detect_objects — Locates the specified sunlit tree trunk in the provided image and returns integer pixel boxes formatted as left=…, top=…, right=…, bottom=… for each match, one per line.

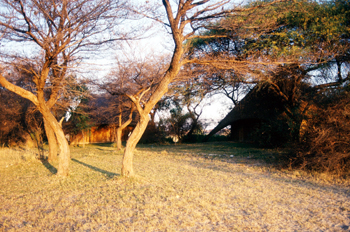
left=44, top=118, right=58, bottom=162
left=115, top=104, right=134, bottom=150
left=38, top=94, right=70, bottom=176
left=121, top=0, right=248, bottom=177
left=121, top=40, right=183, bottom=177
left=121, top=114, right=149, bottom=177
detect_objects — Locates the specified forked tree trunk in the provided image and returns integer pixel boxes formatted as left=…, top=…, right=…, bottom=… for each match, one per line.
left=121, top=115, right=150, bottom=177
left=121, top=0, right=185, bottom=177
left=39, top=101, right=70, bottom=177
left=116, top=105, right=134, bottom=151
left=44, top=118, right=58, bottom=162
left=0, top=66, right=70, bottom=177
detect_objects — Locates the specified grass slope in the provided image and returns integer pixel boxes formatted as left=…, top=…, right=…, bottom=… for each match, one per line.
left=0, top=142, right=349, bottom=231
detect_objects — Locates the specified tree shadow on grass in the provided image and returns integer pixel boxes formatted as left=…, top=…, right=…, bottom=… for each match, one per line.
left=71, top=158, right=119, bottom=179
left=183, top=157, right=350, bottom=197
left=41, top=161, right=57, bottom=174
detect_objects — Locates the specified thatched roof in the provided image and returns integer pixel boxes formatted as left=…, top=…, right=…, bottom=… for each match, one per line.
left=205, top=82, right=285, bottom=140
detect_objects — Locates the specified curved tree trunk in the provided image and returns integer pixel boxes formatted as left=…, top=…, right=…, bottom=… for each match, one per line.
left=0, top=72, right=70, bottom=177
left=116, top=104, right=135, bottom=151
left=186, top=114, right=198, bottom=141
left=44, top=118, right=58, bottom=162
left=39, top=100, right=70, bottom=177
left=121, top=115, right=149, bottom=177
left=120, top=0, right=188, bottom=177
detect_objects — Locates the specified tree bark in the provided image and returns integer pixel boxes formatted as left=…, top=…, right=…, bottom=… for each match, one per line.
left=186, top=117, right=198, bottom=140
left=38, top=94, right=70, bottom=177
left=1, top=70, right=70, bottom=177
left=116, top=104, right=135, bottom=150
left=120, top=45, right=182, bottom=177
left=121, top=115, right=150, bottom=177
left=44, top=118, right=58, bottom=162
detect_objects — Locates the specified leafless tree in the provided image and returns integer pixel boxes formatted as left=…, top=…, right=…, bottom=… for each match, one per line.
left=100, top=53, right=168, bottom=148
left=0, top=0, right=129, bottom=176
left=116, top=0, right=292, bottom=177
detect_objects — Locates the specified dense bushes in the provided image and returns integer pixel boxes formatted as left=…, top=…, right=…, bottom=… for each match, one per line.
left=289, top=91, right=350, bottom=176
left=251, top=118, right=291, bottom=148
left=0, top=89, right=33, bottom=146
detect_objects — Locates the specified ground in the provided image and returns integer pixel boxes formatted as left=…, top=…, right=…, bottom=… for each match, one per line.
left=0, top=142, right=349, bottom=231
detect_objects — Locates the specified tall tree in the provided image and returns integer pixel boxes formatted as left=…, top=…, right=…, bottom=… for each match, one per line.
left=118, top=0, right=291, bottom=177
left=0, top=0, right=128, bottom=176
left=190, top=0, right=349, bottom=144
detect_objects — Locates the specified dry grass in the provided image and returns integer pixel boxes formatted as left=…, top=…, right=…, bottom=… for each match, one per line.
left=0, top=142, right=349, bottom=231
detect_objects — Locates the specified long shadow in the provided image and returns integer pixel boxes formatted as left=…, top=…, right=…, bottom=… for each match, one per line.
left=183, top=158, right=350, bottom=197
left=41, top=161, right=57, bottom=174
left=71, top=158, right=119, bottom=178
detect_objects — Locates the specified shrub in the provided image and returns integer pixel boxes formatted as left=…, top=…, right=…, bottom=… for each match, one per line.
left=289, top=91, right=350, bottom=176
left=251, top=118, right=291, bottom=148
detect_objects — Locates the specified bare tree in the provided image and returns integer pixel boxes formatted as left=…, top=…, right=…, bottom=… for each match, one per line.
left=101, top=53, right=167, bottom=147
left=0, top=0, right=128, bottom=176
left=117, top=0, right=291, bottom=177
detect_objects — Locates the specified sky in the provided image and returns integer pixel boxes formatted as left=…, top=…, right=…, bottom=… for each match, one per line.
left=73, top=0, right=349, bottom=131
left=0, top=0, right=236, bottom=131
left=69, top=0, right=235, bottom=130
left=85, top=29, right=234, bottom=130
left=81, top=35, right=233, bottom=130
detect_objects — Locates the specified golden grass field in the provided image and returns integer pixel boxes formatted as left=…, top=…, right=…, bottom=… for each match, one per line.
left=0, top=142, right=349, bottom=231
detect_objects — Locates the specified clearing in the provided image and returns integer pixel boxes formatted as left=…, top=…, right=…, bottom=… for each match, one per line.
left=0, top=142, right=349, bottom=231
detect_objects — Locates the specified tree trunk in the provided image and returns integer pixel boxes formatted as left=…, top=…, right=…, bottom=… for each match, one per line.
left=39, top=101, right=70, bottom=177
left=121, top=115, right=149, bottom=177
left=0, top=69, right=70, bottom=176
left=82, top=130, right=86, bottom=148
left=116, top=127, right=123, bottom=150
left=44, top=118, right=58, bottom=162
left=186, top=115, right=198, bottom=141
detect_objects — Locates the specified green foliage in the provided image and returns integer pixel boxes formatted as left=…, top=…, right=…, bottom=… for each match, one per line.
left=250, top=0, right=350, bottom=60
left=167, top=106, right=192, bottom=139
left=64, top=77, right=93, bottom=136
left=188, top=0, right=349, bottom=62
left=69, top=110, right=91, bottom=135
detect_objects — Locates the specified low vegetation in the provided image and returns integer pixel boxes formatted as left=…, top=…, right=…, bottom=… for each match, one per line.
left=1, top=143, right=349, bottom=231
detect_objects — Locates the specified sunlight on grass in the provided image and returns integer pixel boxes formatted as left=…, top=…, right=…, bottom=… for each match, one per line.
left=0, top=143, right=349, bottom=231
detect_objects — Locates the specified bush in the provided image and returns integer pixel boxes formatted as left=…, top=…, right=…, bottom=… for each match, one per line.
left=182, top=134, right=206, bottom=143
left=251, top=118, right=291, bottom=148
left=289, top=92, right=350, bottom=176
left=139, top=123, right=168, bottom=144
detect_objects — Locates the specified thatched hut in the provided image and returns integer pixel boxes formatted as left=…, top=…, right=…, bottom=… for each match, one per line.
left=205, top=82, right=286, bottom=142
